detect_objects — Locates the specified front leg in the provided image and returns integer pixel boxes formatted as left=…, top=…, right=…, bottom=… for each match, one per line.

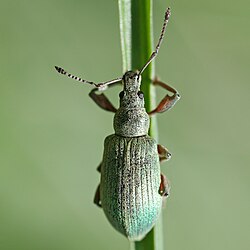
left=89, top=88, right=117, bottom=113
left=148, top=78, right=180, bottom=115
left=89, top=80, right=121, bottom=113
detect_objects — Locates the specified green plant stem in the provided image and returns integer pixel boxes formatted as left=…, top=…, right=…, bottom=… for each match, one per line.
left=118, top=0, right=163, bottom=249
left=131, top=0, right=158, bottom=140
left=118, top=0, right=131, bottom=72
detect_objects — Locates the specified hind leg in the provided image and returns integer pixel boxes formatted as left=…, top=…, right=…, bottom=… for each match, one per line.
left=93, top=184, right=102, bottom=207
left=93, top=162, right=102, bottom=208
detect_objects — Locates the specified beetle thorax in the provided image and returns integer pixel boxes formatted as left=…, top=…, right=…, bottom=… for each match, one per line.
left=113, top=71, right=150, bottom=137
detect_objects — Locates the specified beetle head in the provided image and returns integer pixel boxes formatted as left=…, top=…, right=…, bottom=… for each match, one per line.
left=114, top=71, right=149, bottom=137
left=119, top=71, right=144, bottom=109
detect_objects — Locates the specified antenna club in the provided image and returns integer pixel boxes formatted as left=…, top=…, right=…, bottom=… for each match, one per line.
left=166, top=8, right=171, bottom=19
left=55, top=66, right=65, bottom=74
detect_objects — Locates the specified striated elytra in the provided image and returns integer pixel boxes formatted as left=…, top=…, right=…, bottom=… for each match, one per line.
left=55, top=7, right=180, bottom=241
left=102, top=135, right=161, bottom=241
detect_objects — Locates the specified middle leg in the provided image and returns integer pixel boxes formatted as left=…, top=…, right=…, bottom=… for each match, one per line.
left=159, top=173, right=170, bottom=197
left=158, top=144, right=172, bottom=162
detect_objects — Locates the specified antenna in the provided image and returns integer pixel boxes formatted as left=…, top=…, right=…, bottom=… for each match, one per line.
left=138, top=7, right=171, bottom=75
left=55, top=66, right=122, bottom=89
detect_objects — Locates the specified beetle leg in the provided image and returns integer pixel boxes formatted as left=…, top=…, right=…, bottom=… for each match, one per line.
left=93, top=184, right=102, bottom=208
left=158, top=144, right=171, bottom=162
left=148, top=78, right=180, bottom=115
left=94, top=163, right=102, bottom=207
left=159, top=173, right=170, bottom=197
left=89, top=88, right=117, bottom=113
left=89, top=81, right=121, bottom=113
left=96, top=162, right=102, bottom=173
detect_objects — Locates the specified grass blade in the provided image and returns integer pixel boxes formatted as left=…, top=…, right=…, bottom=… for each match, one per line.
left=118, top=0, right=164, bottom=249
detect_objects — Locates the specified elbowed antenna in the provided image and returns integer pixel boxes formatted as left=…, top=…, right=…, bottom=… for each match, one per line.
left=138, top=7, right=171, bottom=76
left=55, top=66, right=122, bottom=89
left=55, top=66, right=98, bottom=86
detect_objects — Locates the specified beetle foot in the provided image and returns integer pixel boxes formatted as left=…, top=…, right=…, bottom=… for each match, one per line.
left=157, top=144, right=172, bottom=162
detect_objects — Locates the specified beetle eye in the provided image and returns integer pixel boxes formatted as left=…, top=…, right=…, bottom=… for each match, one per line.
left=137, top=91, right=144, bottom=99
left=119, top=91, right=124, bottom=99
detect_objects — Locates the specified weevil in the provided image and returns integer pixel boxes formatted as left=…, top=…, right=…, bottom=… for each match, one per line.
left=55, top=7, right=180, bottom=241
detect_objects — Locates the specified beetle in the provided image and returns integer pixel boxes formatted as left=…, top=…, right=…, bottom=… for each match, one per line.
left=55, top=7, right=180, bottom=241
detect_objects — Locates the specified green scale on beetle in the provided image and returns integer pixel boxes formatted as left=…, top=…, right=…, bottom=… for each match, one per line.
left=55, top=7, right=180, bottom=241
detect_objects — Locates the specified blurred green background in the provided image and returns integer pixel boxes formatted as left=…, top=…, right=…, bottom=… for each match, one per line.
left=0, top=0, right=249, bottom=249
